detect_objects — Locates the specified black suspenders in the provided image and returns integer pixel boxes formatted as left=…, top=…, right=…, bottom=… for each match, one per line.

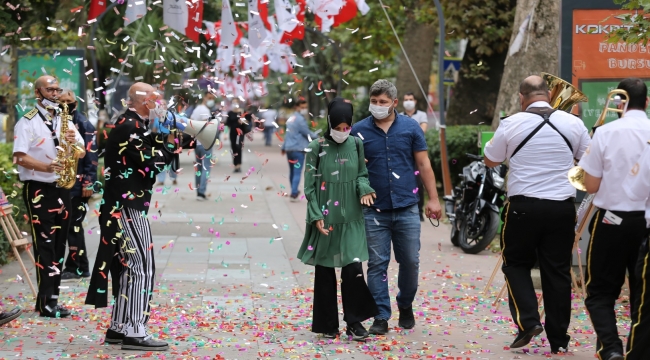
left=510, top=107, right=573, bottom=159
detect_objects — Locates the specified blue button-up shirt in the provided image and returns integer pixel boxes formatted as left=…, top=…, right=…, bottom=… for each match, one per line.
left=352, top=112, right=428, bottom=211
left=281, top=112, right=319, bottom=152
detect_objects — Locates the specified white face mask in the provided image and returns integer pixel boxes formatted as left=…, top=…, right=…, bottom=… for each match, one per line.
left=330, top=127, right=351, bottom=144
left=41, top=98, right=59, bottom=110
left=369, top=103, right=392, bottom=120
left=403, top=100, right=416, bottom=111
left=300, top=108, right=309, bottom=116
left=206, top=100, right=216, bottom=108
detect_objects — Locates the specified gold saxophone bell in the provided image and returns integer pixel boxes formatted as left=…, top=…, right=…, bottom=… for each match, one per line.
left=567, top=88, right=629, bottom=191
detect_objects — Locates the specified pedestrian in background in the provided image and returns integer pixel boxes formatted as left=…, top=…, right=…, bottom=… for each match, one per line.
left=262, top=107, right=278, bottom=146
left=226, top=99, right=251, bottom=173
left=190, top=91, right=218, bottom=200
left=155, top=99, right=178, bottom=186
left=401, top=91, right=428, bottom=221
left=297, top=97, right=378, bottom=340
left=58, top=90, right=97, bottom=281
left=281, top=98, right=318, bottom=202
left=352, top=79, right=442, bottom=335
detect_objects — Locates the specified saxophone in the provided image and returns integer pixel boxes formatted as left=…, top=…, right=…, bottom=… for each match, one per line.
left=54, top=102, right=83, bottom=189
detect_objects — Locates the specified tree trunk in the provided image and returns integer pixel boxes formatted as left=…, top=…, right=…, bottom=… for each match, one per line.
left=491, top=0, right=561, bottom=129
left=394, top=19, right=436, bottom=113
left=446, top=44, right=509, bottom=126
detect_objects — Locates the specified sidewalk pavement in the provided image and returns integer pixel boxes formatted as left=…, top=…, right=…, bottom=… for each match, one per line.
left=0, top=132, right=620, bottom=359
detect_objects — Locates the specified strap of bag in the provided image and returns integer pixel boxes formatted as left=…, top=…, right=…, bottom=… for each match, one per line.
left=36, top=110, right=60, bottom=147
left=510, top=108, right=573, bottom=158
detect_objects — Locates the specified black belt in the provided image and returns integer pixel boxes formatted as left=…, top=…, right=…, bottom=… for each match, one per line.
left=509, top=195, right=575, bottom=203
left=24, top=180, right=61, bottom=188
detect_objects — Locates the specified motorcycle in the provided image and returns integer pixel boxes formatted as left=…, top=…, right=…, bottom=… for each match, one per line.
left=443, top=153, right=508, bottom=254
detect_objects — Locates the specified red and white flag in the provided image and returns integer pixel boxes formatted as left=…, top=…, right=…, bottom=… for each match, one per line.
left=219, top=0, right=239, bottom=72
left=248, top=0, right=268, bottom=49
left=163, top=0, right=203, bottom=43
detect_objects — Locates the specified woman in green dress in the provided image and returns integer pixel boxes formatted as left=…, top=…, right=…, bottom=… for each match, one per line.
left=297, top=97, right=379, bottom=340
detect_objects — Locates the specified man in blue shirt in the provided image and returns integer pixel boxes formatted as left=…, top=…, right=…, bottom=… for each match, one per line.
left=352, top=79, right=442, bottom=334
left=281, top=98, right=318, bottom=201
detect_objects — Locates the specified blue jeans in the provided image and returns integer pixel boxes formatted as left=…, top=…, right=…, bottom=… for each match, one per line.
left=263, top=126, right=275, bottom=146
left=286, top=151, right=305, bottom=197
left=363, top=204, right=421, bottom=320
left=194, top=144, right=213, bottom=195
left=156, top=167, right=177, bottom=183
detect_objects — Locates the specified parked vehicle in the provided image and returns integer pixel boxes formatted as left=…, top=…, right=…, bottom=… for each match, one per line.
left=443, top=153, right=508, bottom=254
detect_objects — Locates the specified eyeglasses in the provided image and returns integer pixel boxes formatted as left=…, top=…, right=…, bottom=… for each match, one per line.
left=43, top=87, right=63, bottom=94
left=428, top=217, right=440, bottom=227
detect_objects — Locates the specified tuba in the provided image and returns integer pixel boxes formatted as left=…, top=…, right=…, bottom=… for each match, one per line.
left=542, top=72, right=588, bottom=112
left=567, top=89, right=629, bottom=191
left=54, top=102, right=83, bottom=189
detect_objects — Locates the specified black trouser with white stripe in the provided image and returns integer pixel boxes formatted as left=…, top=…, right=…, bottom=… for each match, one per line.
left=500, top=196, right=576, bottom=351
left=626, top=237, right=650, bottom=360
left=105, top=207, right=155, bottom=338
left=584, top=209, right=646, bottom=359
left=22, top=180, right=71, bottom=313
left=64, top=196, right=90, bottom=275
left=311, top=263, right=379, bottom=333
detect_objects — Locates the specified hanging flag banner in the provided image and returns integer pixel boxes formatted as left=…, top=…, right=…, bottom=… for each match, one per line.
left=163, top=0, right=189, bottom=35
left=88, top=0, right=107, bottom=20
left=125, top=0, right=147, bottom=26
left=219, top=0, right=238, bottom=72
left=185, top=0, right=204, bottom=43
left=248, top=0, right=268, bottom=48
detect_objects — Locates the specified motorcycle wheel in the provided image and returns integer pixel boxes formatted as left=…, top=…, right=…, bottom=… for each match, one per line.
left=450, top=218, right=460, bottom=246
left=458, top=210, right=500, bottom=255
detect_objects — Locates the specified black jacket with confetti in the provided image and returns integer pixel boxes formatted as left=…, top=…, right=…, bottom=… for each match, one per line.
left=85, top=109, right=174, bottom=308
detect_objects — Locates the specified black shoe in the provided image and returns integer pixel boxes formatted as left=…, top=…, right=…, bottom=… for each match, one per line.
left=368, top=319, right=389, bottom=335
left=606, top=353, right=625, bottom=360
left=81, top=271, right=91, bottom=278
left=321, top=331, right=338, bottom=339
left=105, top=329, right=125, bottom=344
left=346, top=322, right=369, bottom=341
left=40, top=305, right=71, bottom=318
left=121, top=336, right=169, bottom=351
left=0, top=307, right=22, bottom=326
left=233, top=167, right=242, bottom=173
left=510, top=324, right=543, bottom=348
left=398, top=305, right=415, bottom=329
left=61, top=271, right=81, bottom=282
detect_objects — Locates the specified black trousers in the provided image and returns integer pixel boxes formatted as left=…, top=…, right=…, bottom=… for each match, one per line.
left=627, top=237, right=650, bottom=360
left=22, top=180, right=71, bottom=312
left=584, top=209, right=646, bottom=359
left=312, top=263, right=379, bottom=333
left=64, top=196, right=90, bottom=274
left=229, top=128, right=243, bottom=166
left=500, top=197, right=576, bottom=350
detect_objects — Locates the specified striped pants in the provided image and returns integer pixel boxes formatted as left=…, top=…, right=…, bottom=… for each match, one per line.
left=108, top=207, right=155, bottom=338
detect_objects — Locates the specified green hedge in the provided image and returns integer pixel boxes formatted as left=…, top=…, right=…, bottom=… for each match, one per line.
left=426, top=125, right=491, bottom=190
left=0, top=143, right=29, bottom=265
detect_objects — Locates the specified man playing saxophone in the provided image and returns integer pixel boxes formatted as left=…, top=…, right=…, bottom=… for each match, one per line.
left=12, top=75, right=85, bottom=318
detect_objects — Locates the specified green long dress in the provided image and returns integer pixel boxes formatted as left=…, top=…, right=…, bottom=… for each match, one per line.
left=297, top=136, right=375, bottom=268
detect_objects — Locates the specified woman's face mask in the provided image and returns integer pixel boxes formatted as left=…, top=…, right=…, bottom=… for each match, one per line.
left=330, top=122, right=351, bottom=144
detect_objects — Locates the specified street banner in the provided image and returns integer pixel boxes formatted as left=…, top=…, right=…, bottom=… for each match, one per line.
left=15, top=49, right=86, bottom=118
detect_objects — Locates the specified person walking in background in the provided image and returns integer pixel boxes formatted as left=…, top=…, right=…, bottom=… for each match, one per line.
left=226, top=99, right=252, bottom=173
left=262, top=107, right=278, bottom=146
left=13, top=75, right=85, bottom=318
left=58, top=90, right=98, bottom=281
left=401, top=92, right=428, bottom=221
left=352, top=79, right=442, bottom=335
left=281, top=98, right=318, bottom=202
left=191, top=91, right=218, bottom=200
left=155, top=99, right=178, bottom=186
left=297, top=97, right=378, bottom=340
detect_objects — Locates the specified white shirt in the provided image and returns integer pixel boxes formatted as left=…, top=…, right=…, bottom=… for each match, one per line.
left=13, top=104, right=84, bottom=183
left=261, top=109, right=277, bottom=126
left=484, top=101, right=591, bottom=200
left=580, top=110, right=650, bottom=211
left=622, top=142, right=650, bottom=226
left=402, top=110, right=428, bottom=125
left=191, top=104, right=212, bottom=121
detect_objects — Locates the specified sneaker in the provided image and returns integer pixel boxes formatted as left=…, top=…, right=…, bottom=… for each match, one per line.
left=290, top=191, right=301, bottom=202
left=122, top=335, right=169, bottom=351
left=155, top=182, right=165, bottom=186
left=321, top=332, right=338, bottom=339
left=105, top=329, right=125, bottom=344
left=172, top=180, right=178, bottom=185
left=196, top=194, right=207, bottom=201
left=398, top=305, right=415, bottom=329
left=345, top=322, right=369, bottom=341
left=368, top=319, right=389, bottom=335
left=233, top=167, right=242, bottom=173
left=61, top=271, right=81, bottom=282
left=40, top=305, right=71, bottom=318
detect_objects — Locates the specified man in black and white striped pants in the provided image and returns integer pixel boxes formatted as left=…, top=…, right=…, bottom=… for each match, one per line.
left=86, top=82, right=176, bottom=351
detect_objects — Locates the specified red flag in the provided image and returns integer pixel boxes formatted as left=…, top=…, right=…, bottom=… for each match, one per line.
left=185, top=0, right=204, bottom=43
left=259, top=0, right=272, bottom=30
left=280, top=0, right=305, bottom=44
left=88, top=0, right=107, bottom=20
